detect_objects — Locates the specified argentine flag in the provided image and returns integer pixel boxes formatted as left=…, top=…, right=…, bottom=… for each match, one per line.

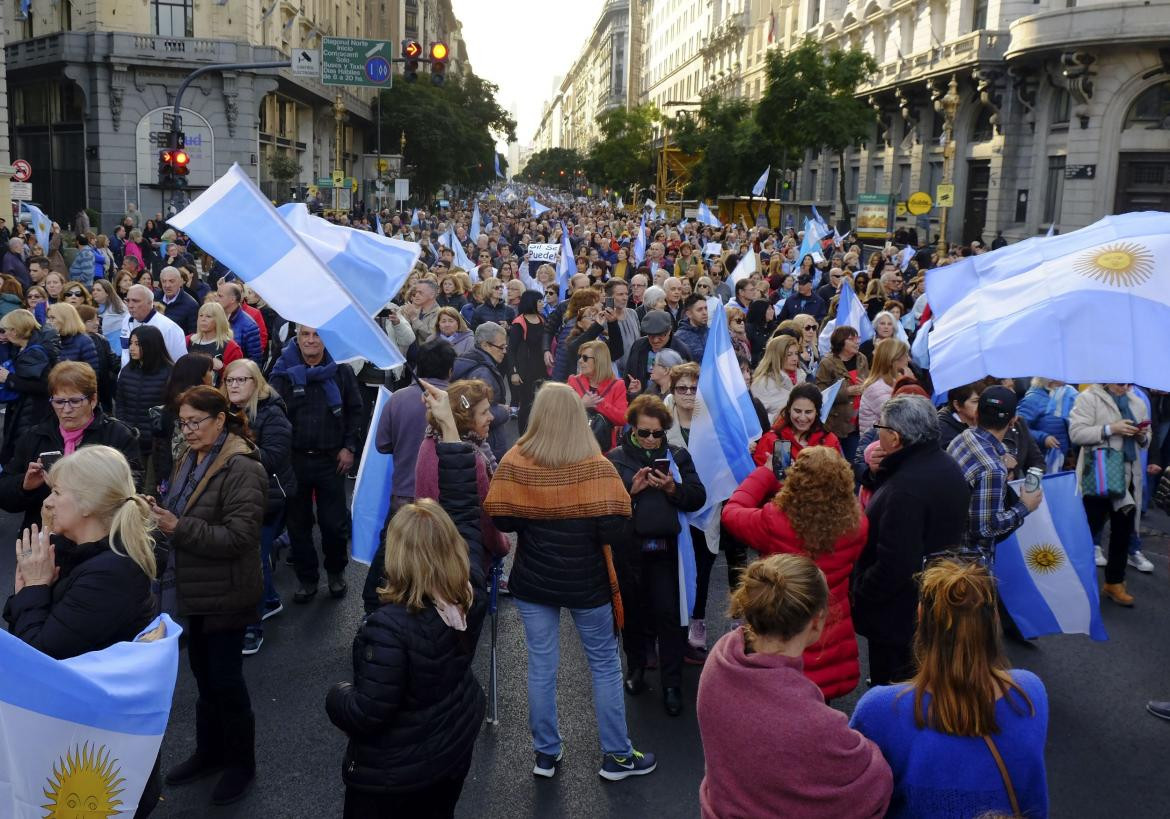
left=632, top=213, right=647, bottom=266
left=696, top=202, right=721, bottom=227
left=470, top=201, right=482, bottom=240
left=20, top=202, right=51, bottom=258
left=752, top=166, right=770, bottom=197
left=811, top=204, right=828, bottom=228
left=819, top=281, right=874, bottom=355
left=0, top=615, right=182, bottom=818
left=556, top=220, right=576, bottom=298
left=994, top=472, right=1107, bottom=640
left=728, top=247, right=757, bottom=286
left=277, top=203, right=419, bottom=316
left=169, top=164, right=404, bottom=367
left=437, top=224, right=474, bottom=274
left=797, top=218, right=828, bottom=284
left=927, top=211, right=1170, bottom=393
left=527, top=196, right=551, bottom=217
left=352, top=387, right=394, bottom=564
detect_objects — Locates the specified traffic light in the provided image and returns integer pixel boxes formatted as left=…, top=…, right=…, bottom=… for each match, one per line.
left=173, top=149, right=190, bottom=188
left=429, top=41, right=448, bottom=85
left=402, top=39, right=422, bottom=81
left=158, top=149, right=174, bottom=187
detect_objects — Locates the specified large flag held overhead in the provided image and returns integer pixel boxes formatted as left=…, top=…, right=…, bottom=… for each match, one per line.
left=170, top=164, right=404, bottom=367
left=556, top=220, right=577, bottom=298
left=470, top=201, right=482, bottom=240
left=810, top=204, right=828, bottom=228
left=728, top=246, right=757, bottom=285
left=752, top=166, right=771, bottom=197
left=696, top=202, right=722, bottom=227
left=351, top=386, right=394, bottom=564
left=632, top=213, right=648, bottom=266
left=494, top=153, right=505, bottom=179
left=994, top=472, right=1108, bottom=640
left=797, top=218, right=828, bottom=285
left=437, top=224, right=475, bottom=274
left=0, top=614, right=183, bottom=818
left=927, top=211, right=1170, bottom=393
left=277, top=203, right=419, bottom=316
left=20, top=202, right=51, bottom=257
left=527, top=196, right=551, bottom=217
left=819, top=280, right=874, bottom=355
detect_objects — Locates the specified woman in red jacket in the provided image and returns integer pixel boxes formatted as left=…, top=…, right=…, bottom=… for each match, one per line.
left=722, top=446, right=867, bottom=701
left=753, top=382, right=841, bottom=468
left=568, top=339, right=627, bottom=451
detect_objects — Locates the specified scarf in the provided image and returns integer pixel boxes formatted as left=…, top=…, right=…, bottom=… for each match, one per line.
left=60, top=415, right=95, bottom=455
left=165, top=430, right=228, bottom=517
left=1112, top=391, right=1138, bottom=463
left=270, top=342, right=341, bottom=411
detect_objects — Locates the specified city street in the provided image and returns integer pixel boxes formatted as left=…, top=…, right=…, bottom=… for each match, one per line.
left=2, top=505, right=1168, bottom=817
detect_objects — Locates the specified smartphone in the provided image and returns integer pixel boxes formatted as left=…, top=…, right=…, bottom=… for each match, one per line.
left=604, top=297, right=615, bottom=310
left=39, top=450, right=63, bottom=471
left=772, top=440, right=792, bottom=481
left=1138, top=419, right=1151, bottom=429
left=652, top=458, right=671, bottom=476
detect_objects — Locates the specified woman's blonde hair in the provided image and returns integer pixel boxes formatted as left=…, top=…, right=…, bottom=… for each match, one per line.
left=753, top=334, right=801, bottom=384
left=515, top=382, right=600, bottom=467
left=435, top=306, right=468, bottom=333
left=47, top=445, right=156, bottom=579
left=774, top=447, right=861, bottom=556
left=195, top=301, right=235, bottom=345
left=221, top=358, right=274, bottom=421
left=863, top=337, right=910, bottom=390
left=47, top=302, right=86, bottom=338
left=907, top=559, right=1034, bottom=736
left=1, top=308, right=40, bottom=342
left=730, top=553, right=829, bottom=642
left=377, top=498, right=472, bottom=613
left=579, top=339, right=614, bottom=385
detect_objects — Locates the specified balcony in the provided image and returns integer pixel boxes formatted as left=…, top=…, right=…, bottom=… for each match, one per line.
left=858, top=29, right=1008, bottom=93
left=1005, top=1, right=1170, bottom=61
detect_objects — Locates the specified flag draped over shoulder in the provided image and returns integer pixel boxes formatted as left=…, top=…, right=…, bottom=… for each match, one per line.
left=351, top=387, right=394, bottom=564
left=994, top=473, right=1107, bottom=640
left=0, top=614, right=183, bottom=818
left=169, top=164, right=404, bottom=367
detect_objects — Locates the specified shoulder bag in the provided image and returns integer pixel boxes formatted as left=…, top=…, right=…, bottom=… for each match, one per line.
left=1080, top=446, right=1125, bottom=500
left=982, top=735, right=1023, bottom=818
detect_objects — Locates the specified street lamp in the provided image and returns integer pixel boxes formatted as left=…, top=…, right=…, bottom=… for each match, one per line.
left=936, top=75, right=960, bottom=258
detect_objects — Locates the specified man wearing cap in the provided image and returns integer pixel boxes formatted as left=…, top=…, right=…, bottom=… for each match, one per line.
left=778, top=274, right=828, bottom=322
left=946, top=385, right=1043, bottom=554
left=622, top=310, right=692, bottom=396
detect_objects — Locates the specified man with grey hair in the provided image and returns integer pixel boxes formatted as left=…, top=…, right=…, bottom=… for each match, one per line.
left=121, top=283, right=187, bottom=366
left=852, top=395, right=971, bottom=685
left=1, top=237, right=29, bottom=290
left=451, top=320, right=510, bottom=460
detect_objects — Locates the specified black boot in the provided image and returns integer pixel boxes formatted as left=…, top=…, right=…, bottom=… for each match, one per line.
left=663, top=686, right=683, bottom=717
left=165, top=701, right=224, bottom=785
left=624, top=667, right=647, bottom=696
left=211, top=709, right=255, bottom=805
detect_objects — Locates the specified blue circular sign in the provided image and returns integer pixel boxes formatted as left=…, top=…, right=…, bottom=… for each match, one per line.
left=365, top=56, right=391, bottom=84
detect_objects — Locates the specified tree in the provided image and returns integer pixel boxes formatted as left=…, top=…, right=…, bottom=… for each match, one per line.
left=584, top=104, right=660, bottom=193
left=266, top=153, right=301, bottom=204
left=516, top=147, right=586, bottom=188
left=757, top=37, right=878, bottom=230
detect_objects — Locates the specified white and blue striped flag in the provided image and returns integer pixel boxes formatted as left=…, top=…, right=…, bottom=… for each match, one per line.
left=632, top=213, right=647, bottom=266
left=556, top=220, right=576, bottom=298
left=994, top=472, right=1107, bottom=640
left=437, top=223, right=474, bottom=274
left=0, top=614, right=182, bottom=818
left=170, top=164, right=404, bottom=367
left=798, top=219, right=829, bottom=285
left=897, top=245, right=915, bottom=272
left=470, top=201, right=482, bottom=240
left=728, top=246, right=757, bottom=286
left=696, top=202, right=722, bottom=227
left=752, top=165, right=770, bottom=197
left=818, top=280, right=874, bottom=355
left=690, top=297, right=763, bottom=542
left=352, top=386, right=394, bottom=564
left=811, top=204, right=828, bottom=228
left=20, top=202, right=51, bottom=257
left=373, top=211, right=385, bottom=236
left=494, top=153, right=504, bottom=179
left=410, top=209, right=420, bottom=229
left=527, top=196, right=551, bottom=217
left=276, top=203, right=419, bottom=316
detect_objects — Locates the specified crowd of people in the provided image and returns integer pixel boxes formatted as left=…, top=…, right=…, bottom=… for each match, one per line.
left=2, top=192, right=1168, bottom=818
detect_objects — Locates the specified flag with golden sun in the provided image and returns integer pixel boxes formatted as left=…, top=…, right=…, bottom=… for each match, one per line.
left=924, top=211, right=1170, bottom=394
left=0, top=615, right=181, bottom=818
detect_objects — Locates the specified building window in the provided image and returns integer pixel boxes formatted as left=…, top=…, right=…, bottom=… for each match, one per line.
left=808, top=0, right=820, bottom=28
left=972, top=0, right=988, bottom=31
left=1123, top=81, right=1170, bottom=129
left=807, top=168, right=818, bottom=201
left=152, top=0, right=193, bottom=37
left=971, top=108, right=994, bottom=142
left=405, top=9, right=418, bottom=35
left=1044, top=156, right=1066, bottom=224
left=868, top=164, right=884, bottom=194
left=848, top=165, right=860, bottom=199
left=1051, top=89, right=1071, bottom=127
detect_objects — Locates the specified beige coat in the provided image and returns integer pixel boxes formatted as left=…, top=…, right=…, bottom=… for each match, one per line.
left=1068, top=385, right=1149, bottom=518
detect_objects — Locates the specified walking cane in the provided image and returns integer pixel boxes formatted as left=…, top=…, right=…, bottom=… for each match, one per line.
left=487, top=557, right=503, bottom=726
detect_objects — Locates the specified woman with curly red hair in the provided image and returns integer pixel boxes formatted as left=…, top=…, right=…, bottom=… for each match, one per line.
left=722, top=446, right=868, bottom=700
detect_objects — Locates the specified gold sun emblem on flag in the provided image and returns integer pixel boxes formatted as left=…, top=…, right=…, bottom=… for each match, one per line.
left=1025, top=543, right=1066, bottom=575
left=41, top=742, right=125, bottom=818
left=1073, top=242, right=1156, bottom=288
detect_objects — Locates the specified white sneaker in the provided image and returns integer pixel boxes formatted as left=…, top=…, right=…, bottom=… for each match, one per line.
left=687, top=619, right=707, bottom=650
left=1128, top=550, right=1154, bottom=573
left=1094, top=545, right=1107, bottom=567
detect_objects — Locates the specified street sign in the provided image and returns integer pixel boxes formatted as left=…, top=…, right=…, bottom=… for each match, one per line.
left=936, top=184, right=955, bottom=208
left=349, top=178, right=358, bottom=193
left=907, top=191, right=933, bottom=215
left=292, top=49, right=320, bottom=77
left=316, top=178, right=333, bottom=189
left=11, top=182, right=32, bottom=199
left=321, top=37, right=394, bottom=88
left=895, top=201, right=908, bottom=217
left=12, top=159, right=31, bottom=182
left=331, top=169, right=344, bottom=187
left=394, top=178, right=410, bottom=201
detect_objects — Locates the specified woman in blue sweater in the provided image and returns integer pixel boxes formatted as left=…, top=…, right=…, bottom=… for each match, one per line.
left=1017, top=378, right=1078, bottom=471
left=851, top=558, right=1048, bottom=818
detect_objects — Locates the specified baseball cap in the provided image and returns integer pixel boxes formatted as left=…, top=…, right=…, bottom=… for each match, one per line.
left=979, top=385, right=1018, bottom=422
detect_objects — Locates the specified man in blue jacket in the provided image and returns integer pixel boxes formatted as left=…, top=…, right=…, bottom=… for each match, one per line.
left=673, top=294, right=709, bottom=362
left=217, top=280, right=262, bottom=362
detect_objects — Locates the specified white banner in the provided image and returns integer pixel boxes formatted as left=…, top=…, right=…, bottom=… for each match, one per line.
left=527, top=243, right=560, bottom=263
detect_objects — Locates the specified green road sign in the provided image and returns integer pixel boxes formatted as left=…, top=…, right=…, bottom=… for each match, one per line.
left=321, top=37, right=394, bottom=88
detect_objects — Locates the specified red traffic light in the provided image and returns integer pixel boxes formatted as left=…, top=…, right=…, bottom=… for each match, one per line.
left=403, top=40, right=422, bottom=59
left=429, top=42, right=448, bottom=61
left=173, top=151, right=190, bottom=166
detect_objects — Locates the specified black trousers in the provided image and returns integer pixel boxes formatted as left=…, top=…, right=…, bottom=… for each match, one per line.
left=187, top=616, right=251, bottom=714
left=620, top=547, right=686, bottom=688
left=1084, top=496, right=1136, bottom=585
left=287, top=451, right=350, bottom=584
left=342, top=756, right=471, bottom=819
left=691, top=526, right=750, bottom=621
left=867, top=639, right=915, bottom=686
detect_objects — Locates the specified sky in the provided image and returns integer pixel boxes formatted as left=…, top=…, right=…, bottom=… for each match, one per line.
left=453, top=0, right=604, bottom=151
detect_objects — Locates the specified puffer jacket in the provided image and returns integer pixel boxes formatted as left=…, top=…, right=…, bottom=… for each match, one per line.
left=607, top=434, right=706, bottom=552
left=115, top=364, right=172, bottom=442
left=722, top=466, right=868, bottom=700
left=673, top=317, right=709, bottom=362
left=1017, top=386, right=1074, bottom=455
left=166, top=433, right=267, bottom=631
left=250, top=393, right=297, bottom=512
left=57, top=331, right=101, bottom=373
left=0, top=327, right=61, bottom=463
left=326, top=441, right=487, bottom=792
left=0, top=408, right=142, bottom=532
left=469, top=299, right=515, bottom=330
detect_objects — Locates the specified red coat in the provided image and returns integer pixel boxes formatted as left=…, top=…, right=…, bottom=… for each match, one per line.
left=752, top=422, right=841, bottom=468
left=568, top=374, right=627, bottom=449
left=721, top=466, right=867, bottom=700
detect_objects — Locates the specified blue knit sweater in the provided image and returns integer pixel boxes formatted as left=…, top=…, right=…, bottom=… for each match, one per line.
left=850, top=669, right=1048, bottom=818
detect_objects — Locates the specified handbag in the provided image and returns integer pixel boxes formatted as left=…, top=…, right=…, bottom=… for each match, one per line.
left=982, top=735, right=1023, bottom=818
left=1154, top=471, right=1170, bottom=514
left=585, top=380, right=618, bottom=450
left=1080, top=446, right=1125, bottom=499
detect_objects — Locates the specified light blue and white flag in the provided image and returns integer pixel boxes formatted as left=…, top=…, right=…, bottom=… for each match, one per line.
left=410, top=209, right=420, bottom=229
left=752, top=165, right=770, bottom=197
left=556, top=220, right=576, bottom=298
left=437, top=223, right=474, bottom=274
left=910, top=316, right=933, bottom=369
left=811, top=204, right=828, bottom=228
left=696, top=202, right=722, bottom=228
left=669, top=452, right=698, bottom=626
left=527, top=196, right=551, bottom=217
left=927, top=211, right=1170, bottom=393
left=818, top=281, right=874, bottom=355
left=615, top=196, right=624, bottom=211
left=352, top=386, right=394, bottom=565
left=1046, top=223, right=1056, bottom=238
left=0, top=614, right=183, bottom=818
left=276, top=203, right=419, bottom=316
left=690, top=297, right=763, bottom=544
left=20, top=202, right=51, bottom=257
left=820, top=379, right=843, bottom=423
left=170, top=164, right=404, bottom=367
left=632, top=213, right=648, bottom=266
left=373, top=211, right=385, bottom=236
left=494, top=153, right=504, bottom=179
left=470, top=201, right=482, bottom=240
left=994, top=472, right=1107, bottom=640
left=728, top=246, right=757, bottom=286
left=897, top=244, right=915, bottom=272
left=797, top=218, right=828, bottom=285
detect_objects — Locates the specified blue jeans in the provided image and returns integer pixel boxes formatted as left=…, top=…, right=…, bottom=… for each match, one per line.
left=514, top=598, right=633, bottom=757
left=249, top=506, right=286, bottom=634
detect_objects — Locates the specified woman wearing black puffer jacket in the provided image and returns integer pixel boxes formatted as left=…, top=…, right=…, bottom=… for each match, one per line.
left=114, top=325, right=172, bottom=485
left=327, top=381, right=487, bottom=819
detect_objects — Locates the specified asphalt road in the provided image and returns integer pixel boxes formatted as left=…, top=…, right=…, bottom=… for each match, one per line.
left=2, top=504, right=1169, bottom=818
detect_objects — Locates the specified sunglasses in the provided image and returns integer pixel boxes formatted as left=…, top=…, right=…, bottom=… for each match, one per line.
left=577, top=355, right=594, bottom=362
left=804, top=325, right=817, bottom=331
left=673, top=385, right=697, bottom=395
left=635, top=428, right=665, bottom=439
left=65, top=290, right=83, bottom=297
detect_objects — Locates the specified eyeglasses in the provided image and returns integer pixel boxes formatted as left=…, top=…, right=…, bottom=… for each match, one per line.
left=731, top=318, right=745, bottom=325
left=484, top=342, right=506, bottom=352
left=224, top=376, right=254, bottom=386
left=65, top=290, right=84, bottom=297
left=673, top=385, right=697, bottom=395
left=872, top=423, right=896, bottom=433
left=178, top=415, right=214, bottom=432
left=50, top=396, right=90, bottom=409
left=635, top=428, right=665, bottom=439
